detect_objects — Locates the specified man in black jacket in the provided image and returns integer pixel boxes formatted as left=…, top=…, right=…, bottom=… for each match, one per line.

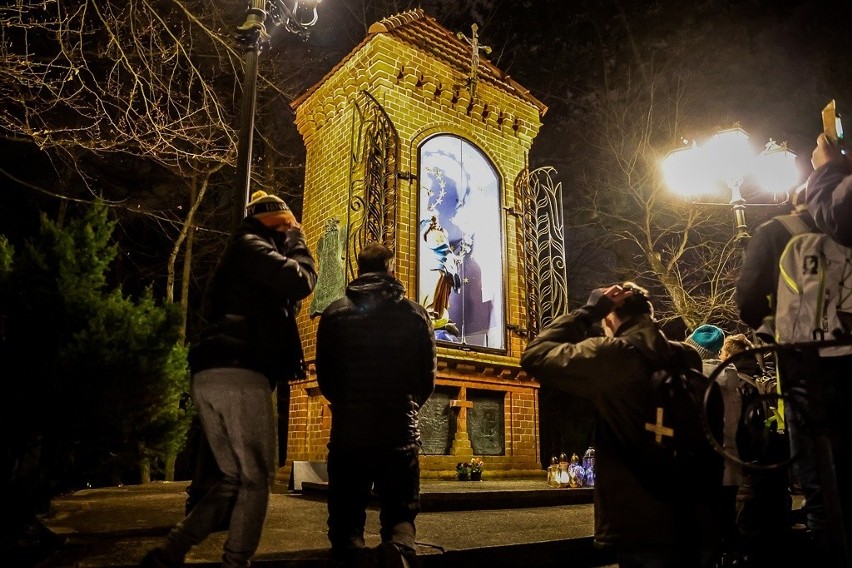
left=735, top=185, right=817, bottom=335
left=521, top=283, right=723, bottom=568
left=734, top=185, right=817, bottom=564
left=798, top=132, right=852, bottom=566
left=317, top=242, right=436, bottom=568
left=142, top=191, right=317, bottom=568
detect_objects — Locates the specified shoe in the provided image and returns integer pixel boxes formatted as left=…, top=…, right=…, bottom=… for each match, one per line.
left=140, top=547, right=182, bottom=568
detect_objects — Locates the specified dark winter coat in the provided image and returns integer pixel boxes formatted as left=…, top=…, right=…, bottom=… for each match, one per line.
left=521, top=308, right=723, bottom=556
left=188, top=217, right=317, bottom=387
left=807, top=159, right=852, bottom=246
left=735, top=210, right=817, bottom=330
left=316, top=271, right=436, bottom=450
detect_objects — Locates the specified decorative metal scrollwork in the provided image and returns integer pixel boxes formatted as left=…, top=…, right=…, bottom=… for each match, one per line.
left=346, top=91, right=399, bottom=280
left=517, top=165, right=568, bottom=337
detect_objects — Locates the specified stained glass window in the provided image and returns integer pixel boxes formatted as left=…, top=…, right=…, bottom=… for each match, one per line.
left=417, top=135, right=505, bottom=350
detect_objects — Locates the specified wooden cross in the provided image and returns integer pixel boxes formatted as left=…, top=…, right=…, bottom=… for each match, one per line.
left=449, top=387, right=475, bottom=455
left=450, top=395, right=474, bottom=435
left=645, top=407, right=675, bottom=444
left=456, top=23, right=491, bottom=98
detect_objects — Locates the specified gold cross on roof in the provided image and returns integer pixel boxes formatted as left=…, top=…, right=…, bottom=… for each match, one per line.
left=457, top=23, right=492, bottom=99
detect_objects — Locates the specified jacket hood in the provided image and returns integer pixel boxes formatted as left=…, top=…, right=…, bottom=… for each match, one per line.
left=346, top=272, right=406, bottom=307
left=615, top=314, right=674, bottom=363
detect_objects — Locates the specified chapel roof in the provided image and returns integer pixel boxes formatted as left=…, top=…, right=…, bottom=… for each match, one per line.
left=291, top=9, right=547, bottom=116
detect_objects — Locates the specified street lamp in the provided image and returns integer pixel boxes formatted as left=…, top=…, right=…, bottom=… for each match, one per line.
left=233, top=0, right=322, bottom=229
left=661, top=124, right=801, bottom=240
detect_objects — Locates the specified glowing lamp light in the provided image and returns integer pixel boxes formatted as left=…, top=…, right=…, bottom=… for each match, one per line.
left=661, top=124, right=802, bottom=241
left=702, top=126, right=756, bottom=184
left=753, top=140, right=800, bottom=195
left=661, top=142, right=715, bottom=198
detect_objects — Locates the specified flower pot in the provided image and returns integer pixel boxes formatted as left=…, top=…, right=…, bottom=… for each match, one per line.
left=457, top=472, right=470, bottom=481
left=470, top=471, right=482, bottom=481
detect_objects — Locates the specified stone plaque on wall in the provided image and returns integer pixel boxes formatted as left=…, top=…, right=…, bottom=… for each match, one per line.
left=468, top=390, right=505, bottom=455
left=418, top=386, right=456, bottom=455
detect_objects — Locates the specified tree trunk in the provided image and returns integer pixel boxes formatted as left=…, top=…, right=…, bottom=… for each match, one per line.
left=164, top=453, right=176, bottom=482
left=140, top=459, right=151, bottom=484
left=166, top=168, right=218, bottom=336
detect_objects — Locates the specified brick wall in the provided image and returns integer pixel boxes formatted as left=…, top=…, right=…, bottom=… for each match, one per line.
left=285, top=369, right=542, bottom=480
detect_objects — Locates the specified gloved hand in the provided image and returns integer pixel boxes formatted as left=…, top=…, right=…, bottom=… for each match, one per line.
left=583, top=285, right=635, bottom=322
left=583, top=287, right=615, bottom=321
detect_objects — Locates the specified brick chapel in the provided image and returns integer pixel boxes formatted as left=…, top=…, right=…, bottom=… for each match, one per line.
left=284, top=9, right=555, bottom=480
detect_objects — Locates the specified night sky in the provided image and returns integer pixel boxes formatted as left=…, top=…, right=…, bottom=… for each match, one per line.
left=1, top=0, right=850, bottom=302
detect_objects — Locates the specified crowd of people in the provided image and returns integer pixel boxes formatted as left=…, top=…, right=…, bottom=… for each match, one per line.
left=523, top=131, right=852, bottom=567
left=137, top=128, right=850, bottom=568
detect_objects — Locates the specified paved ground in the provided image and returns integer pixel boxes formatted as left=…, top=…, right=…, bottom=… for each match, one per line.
left=34, top=479, right=613, bottom=568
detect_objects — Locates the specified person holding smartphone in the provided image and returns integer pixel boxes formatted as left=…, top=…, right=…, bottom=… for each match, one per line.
left=797, top=110, right=852, bottom=566
left=807, top=123, right=852, bottom=246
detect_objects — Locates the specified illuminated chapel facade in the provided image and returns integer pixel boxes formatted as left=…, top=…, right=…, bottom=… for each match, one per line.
left=285, top=9, right=561, bottom=479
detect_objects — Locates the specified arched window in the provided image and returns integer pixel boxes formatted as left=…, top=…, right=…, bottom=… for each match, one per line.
left=417, top=135, right=505, bottom=350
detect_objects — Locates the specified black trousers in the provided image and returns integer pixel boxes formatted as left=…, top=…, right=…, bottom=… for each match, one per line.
left=326, top=445, right=420, bottom=553
left=783, top=350, right=852, bottom=567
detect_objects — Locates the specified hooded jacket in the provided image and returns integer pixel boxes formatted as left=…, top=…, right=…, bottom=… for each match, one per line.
left=188, top=217, right=317, bottom=387
left=806, top=158, right=852, bottom=246
left=316, top=271, right=436, bottom=450
left=521, top=305, right=723, bottom=556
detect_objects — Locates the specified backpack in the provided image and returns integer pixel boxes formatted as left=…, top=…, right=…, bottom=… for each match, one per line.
left=624, top=336, right=724, bottom=501
left=776, top=232, right=852, bottom=356
left=753, top=213, right=816, bottom=340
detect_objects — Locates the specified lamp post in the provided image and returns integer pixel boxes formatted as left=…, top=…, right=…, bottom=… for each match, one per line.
left=233, top=0, right=321, bottom=229
left=661, top=125, right=801, bottom=241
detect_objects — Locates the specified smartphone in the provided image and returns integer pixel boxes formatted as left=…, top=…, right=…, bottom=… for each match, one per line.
left=822, top=99, right=846, bottom=154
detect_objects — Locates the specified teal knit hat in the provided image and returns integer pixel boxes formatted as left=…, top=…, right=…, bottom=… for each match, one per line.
left=685, top=324, right=725, bottom=359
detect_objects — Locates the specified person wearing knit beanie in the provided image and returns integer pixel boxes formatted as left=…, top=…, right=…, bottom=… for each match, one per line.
left=143, top=187, right=316, bottom=568
left=685, top=324, right=725, bottom=360
left=246, top=190, right=300, bottom=231
left=687, top=323, right=746, bottom=550
left=247, top=190, right=289, bottom=216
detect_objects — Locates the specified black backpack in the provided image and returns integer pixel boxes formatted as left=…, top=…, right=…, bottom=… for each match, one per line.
left=624, top=336, right=725, bottom=501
